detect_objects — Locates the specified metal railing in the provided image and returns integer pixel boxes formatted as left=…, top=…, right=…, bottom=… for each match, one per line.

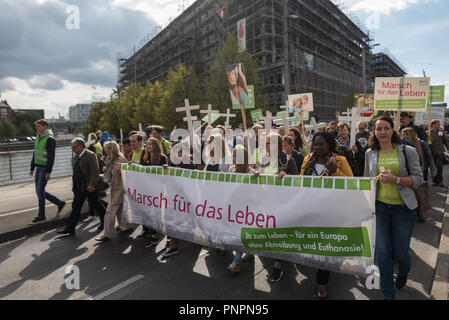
left=0, top=147, right=73, bottom=187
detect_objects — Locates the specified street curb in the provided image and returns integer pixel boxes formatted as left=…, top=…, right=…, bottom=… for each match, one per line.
left=430, top=188, right=449, bottom=300
left=0, top=211, right=89, bottom=244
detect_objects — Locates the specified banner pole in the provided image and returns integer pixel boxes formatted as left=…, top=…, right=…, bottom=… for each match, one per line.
left=240, top=104, right=248, bottom=148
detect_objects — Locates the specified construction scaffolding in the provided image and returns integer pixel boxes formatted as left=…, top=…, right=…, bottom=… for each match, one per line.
left=119, top=0, right=390, bottom=121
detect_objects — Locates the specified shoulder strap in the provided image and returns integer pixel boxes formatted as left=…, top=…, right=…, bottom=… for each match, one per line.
left=402, top=145, right=410, bottom=176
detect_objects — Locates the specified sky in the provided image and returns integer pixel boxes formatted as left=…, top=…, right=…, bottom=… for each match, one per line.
left=0, top=0, right=447, bottom=119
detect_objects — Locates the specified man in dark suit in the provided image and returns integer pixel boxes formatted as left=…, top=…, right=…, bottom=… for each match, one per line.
left=57, top=138, right=106, bottom=236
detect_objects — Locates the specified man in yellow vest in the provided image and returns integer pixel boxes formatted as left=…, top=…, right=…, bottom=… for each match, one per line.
left=151, top=126, right=172, bottom=160
left=29, top=119, right=66, bottom=223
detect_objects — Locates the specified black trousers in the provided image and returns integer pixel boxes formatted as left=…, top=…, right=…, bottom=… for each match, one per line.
left=66, top=189, right=105, bottom=232
left=433, top=154, right=444, bottom=184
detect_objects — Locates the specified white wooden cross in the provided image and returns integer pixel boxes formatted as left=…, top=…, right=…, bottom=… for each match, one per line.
left=176, top=99, right=200, bottom=144
left=138, top=123, right=146, bottom=148
left=273, top=111, right=296, bottom=131
left=304, top=117, right=327, bottom=132
left=280, top=100, right=289, bottom=115
left=259, top=111, right=277, bottom=134
left=221, top=108, right=236, bottom=129
left=338, top=107, right=371, bottom=147
left=200, top=104, right=220, bottom=126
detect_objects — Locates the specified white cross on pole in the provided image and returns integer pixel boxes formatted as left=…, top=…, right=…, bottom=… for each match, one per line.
left=280, top=101, right=289, bottom=115
left=304, top=117, right=327, bottom=132
left=138, top=123, right=146, bottom=148
left=200, top=104, right=219, bottom=126
left=338, top=107, right=371, bottom=147
left=259, top=111, right=276, bottom=134
left=176, top=99, right=200, bottom=145
left=273, top=111, right=296, bottom=131
left=221, top=108, right=236, bottom=129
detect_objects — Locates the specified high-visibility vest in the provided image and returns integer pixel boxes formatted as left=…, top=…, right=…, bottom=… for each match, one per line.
left=34, top=134, right=53, bottom=166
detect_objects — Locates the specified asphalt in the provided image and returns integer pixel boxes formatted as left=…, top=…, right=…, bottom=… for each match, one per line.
left=0, top=169, right=448, bottom=300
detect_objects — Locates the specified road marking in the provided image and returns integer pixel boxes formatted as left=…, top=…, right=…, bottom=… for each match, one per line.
left=0, top=189, right=71, bottom=202
left=90, top=275, right=145, bottom=300
left=0, top=200, right=73, bottom=217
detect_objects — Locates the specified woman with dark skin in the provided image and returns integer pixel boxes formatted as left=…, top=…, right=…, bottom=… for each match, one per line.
left=301, top=132, right=353, bottom=299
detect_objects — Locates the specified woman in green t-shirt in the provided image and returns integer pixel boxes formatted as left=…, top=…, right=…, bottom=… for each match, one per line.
left=364, top=116, right=423, bottom=300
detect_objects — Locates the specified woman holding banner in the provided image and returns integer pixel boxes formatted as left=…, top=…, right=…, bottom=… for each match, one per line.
left=287, top=128, right=308, bottom=157
left=227, top=145, right=254, bottom=272
left=139, top=137, right=169, bottom=249
left=254, top=133, right=298, bottom=282
left=300, top=131, right=353, bottom=299
left=364, top=116, right=423, bottom=300
left=95, top=141, right=132, bottom=242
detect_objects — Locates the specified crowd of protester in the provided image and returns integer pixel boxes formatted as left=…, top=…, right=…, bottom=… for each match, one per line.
left=29, top=111, right=449, bottom=300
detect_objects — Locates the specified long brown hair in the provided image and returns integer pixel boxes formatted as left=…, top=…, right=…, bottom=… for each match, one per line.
left=368, top=116, right=402, bottom=150
left=143, top=137, right=163, bottom=165
left=232, top=145, right=249, bottom=174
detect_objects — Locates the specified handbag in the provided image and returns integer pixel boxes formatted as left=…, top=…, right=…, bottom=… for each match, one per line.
left=95, top=176, right=110, bottom=193
left=402, top=145, right=431, bottom=212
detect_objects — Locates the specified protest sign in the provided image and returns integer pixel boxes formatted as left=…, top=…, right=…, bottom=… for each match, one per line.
left=122, top=165, right=376, bottom=276
left=288, top=93, right=314, bottom=114
left=414, top=105, right=446, bottom=125
left=250, top=109, right=263, bottom=123
left=374, top=77, right=430, bottom=112
left=355, top=94, right=375, bottom=117
left=429, top=85, right=445, bottom=103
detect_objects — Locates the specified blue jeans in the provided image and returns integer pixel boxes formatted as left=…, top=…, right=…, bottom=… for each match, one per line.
left=35, top=167, right=62, bottom=219
left=375, top=200, right=416, bottom=300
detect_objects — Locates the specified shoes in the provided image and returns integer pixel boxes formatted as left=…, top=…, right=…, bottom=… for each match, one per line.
left=32, top=217, right=46, bottom=223
left=95, top=235, right=110, bottom=242
left=227, top=261, right=240, bottom=273
left=117, top=227, right=133, bottom=234
left=116, top=226, right=121, bottom=232
left=416, top=212, right=426, bottom=223
left=57, top=201, right=66, bottom=214
left=269, top=266, right=283, bottom=282
left=57, top=229, right=75, bottom=236
left=85, top=215, right=96, bottom=222
left=97, top=225, right=104, bottom=231
left=144, top=237, right=162, bottom=248
left=316, top=284, right=328, bottom=299
left=136, top=230, right=151, bottom=239
left=162, top=247, right=179, bottom=257
left=396, top=275, right=407, bottom=289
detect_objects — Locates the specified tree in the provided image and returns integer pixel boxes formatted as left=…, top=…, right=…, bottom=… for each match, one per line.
left=115, top=82, right=144, bottom=134
left=154, top=65, right=201, bottom=130
left=0, top=119, right=15, bottom=138
left=12, top=111, right=41, bottom=129
left=341, top=83, right=358, bottom=113
left=205, top=33, right=266, bottom=128
left=84, top=102, right=107, bottom=136
left=16, top=121, right=34, bottom=137
left=133, top=81, right=164, bottom=128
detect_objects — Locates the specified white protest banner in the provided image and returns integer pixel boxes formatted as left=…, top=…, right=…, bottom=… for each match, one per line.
left=414, top=105, right=446, bottom=125
left=374, top=77, right=430, bottom=112
left=121, top=165, right=376, bottom=276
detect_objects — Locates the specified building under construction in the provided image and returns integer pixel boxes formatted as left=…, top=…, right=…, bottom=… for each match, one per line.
left=119, top=0, right=401, bottom=121
left=369, top=49, right=407, bottom=79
